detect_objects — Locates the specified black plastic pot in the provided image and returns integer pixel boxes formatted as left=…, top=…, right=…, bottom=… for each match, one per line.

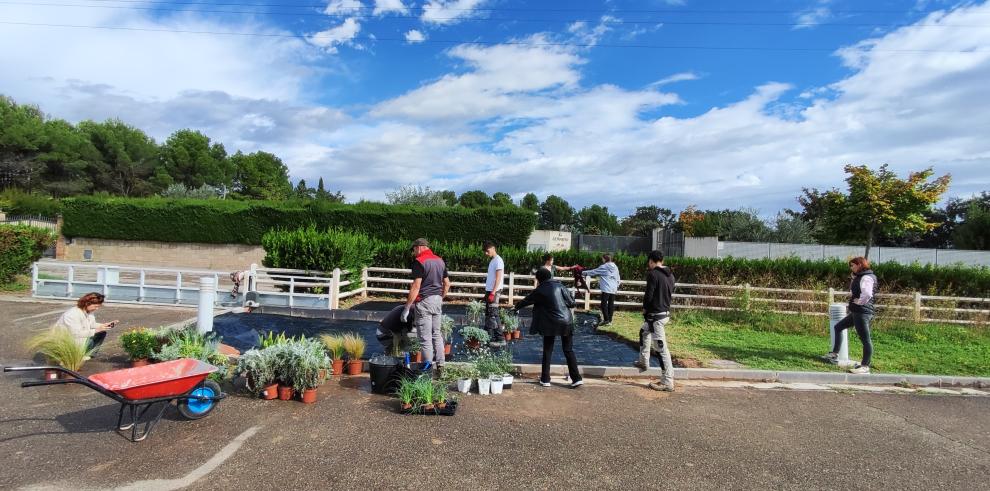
left=369, top=356, right=403, bottom=394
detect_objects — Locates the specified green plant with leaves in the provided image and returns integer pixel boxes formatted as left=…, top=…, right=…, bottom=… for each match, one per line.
left=395, top=377, right=416, bottom=407
left=342, top=333, right=366, bottom=360
left=290, top=344, right=324, bottom=392
left=459, top=326, right=490, bottom=345
left=499, top=309, right=520, bottom=332
left=413, top=375, right=435, bottom=407
left=491, top=350, right=515, bottom=375
left=28, top=327, right=93, bottom=371
left=466, top=300, right=485, bottom=326
left=0, top=224, right=56, bottom=284
left=471, top=350, right=501, bottom=378
left=320, top=334, right=346, bottom=361
left=440, top=315, right=455, bottom=339
left=260, top=331, right=289, bottom=349
left=154, top=328, right=230, bottom=381
left=119, top=327, right=157, bottom=361
left=438, top=362, right=478, bottom=385
left=234, top=348, right=276, bottom=396
left=406, top=337, right=422, bottom=355
left=434, top=380, right=449, bottom=406
left=262, top=226, right=377, bottom=291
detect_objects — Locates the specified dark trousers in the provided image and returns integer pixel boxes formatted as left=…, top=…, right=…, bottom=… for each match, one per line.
left=87, top=331, right=107, bottom=354
left=832, top=312, right=874, bottom=366
left=541, top=335, right=582, bottom=384
left=484, top=291, right=503, bottom=338
left=600, top=293, right=616, bottom=323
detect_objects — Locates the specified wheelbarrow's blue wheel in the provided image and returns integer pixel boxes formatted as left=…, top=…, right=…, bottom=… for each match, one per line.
left=178, top=380, right=221, bottom=420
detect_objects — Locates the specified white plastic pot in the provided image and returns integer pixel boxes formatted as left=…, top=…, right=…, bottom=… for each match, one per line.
left=490, top=375, right=504, bottom=395
left=502, top=374, right=514, bottom=389
left=477, top=377, right=491, bottom=395
left=456, top=378, right=473, bottom=394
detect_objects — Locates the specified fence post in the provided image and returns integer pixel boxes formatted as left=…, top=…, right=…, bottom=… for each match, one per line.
left=139, top=269, right=146, bottom=302
left=175, top=272, right=182, bottom=304
left=101, top=266, right=109, bottom=297
left=331, top=268, right=342, bottom=310
left=744, top=283, right=752, bottom=310
left=67, top=265, right=75, bottom=298
left=289, top=277, right=295, bottom=308
left=507, top=272, right=515, bottom=307
left=827, top=287, right=835, bottom=305
left=197, top=277, right=216, bottom=334
left=360, top=267, right=369, bottom=298
left=913, top=291, right=922, bottom=322
left=31, top=262, right=38, bottom=296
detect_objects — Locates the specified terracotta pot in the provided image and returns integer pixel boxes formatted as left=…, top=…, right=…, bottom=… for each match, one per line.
left=261, top=383, right=279, bottom=400
left=332, top=359, right=344, bottom=377
left=131, top=358, right=150, bottom=368
left=467, top=340, right=481, bottom=350
left=513, top=330, right=521, bottom=340
left=444, top=343, right=452, bottom=355
left=411, top=352, right=423, bottom=363
left=277, top=384, right=295, bottom=401
left=301, top=388, right=317, bottom=404
left=437, top=402, right=447, bottom=410
left=401, top=402, right=413, bottom=411
left=346, top=360, right=363, bottom=375
left=503, top=332, right=512, bottom=341
left=422, top=403, right=435, bottom=412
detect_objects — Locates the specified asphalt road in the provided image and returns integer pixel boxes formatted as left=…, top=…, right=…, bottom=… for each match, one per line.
left=1, top=299, right=988, bottom=490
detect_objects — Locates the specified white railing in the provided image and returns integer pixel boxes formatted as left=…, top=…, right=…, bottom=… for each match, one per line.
left=31, top=261, right=236, bottom=307
left=33, top=261, right=989, bottom=324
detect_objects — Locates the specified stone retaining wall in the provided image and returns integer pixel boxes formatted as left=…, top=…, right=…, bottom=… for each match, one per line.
left=59, top=237, right=265, bottom=271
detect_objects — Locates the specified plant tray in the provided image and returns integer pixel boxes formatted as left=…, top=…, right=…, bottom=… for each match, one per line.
left=400, top=401, right=459, bottom=416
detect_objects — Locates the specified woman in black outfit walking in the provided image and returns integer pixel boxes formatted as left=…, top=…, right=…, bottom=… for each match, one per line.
left=514, top=268, right=583, bottom=388
left=822, top=256, right=877, bottom=374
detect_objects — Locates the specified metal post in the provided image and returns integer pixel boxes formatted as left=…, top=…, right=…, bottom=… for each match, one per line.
left=827, top=287, right=835, bottom=305
left=829, top=303, right=852, bottom=366
left=67, top=265, right=74, bottom=297
left=331, top=268, right=341, bottom=310
left=139, top=269, right=146, bottom=302
left=913, top=291, right=922, bottom=322
left=197, top=276, right=216, bottom=334
left=101, top=266, right=109, bottom=297
left=507, top=272, right=515, bottom=307
left=31, top=262, right=38, bottom=296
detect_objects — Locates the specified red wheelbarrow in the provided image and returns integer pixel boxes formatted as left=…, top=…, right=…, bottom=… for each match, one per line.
left=4, top=358, right=227, bottom=442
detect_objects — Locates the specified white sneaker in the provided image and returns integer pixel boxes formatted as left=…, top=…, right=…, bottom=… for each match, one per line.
left=538, top=381, right=551, bottom=387
left=570, top=380, right=584, bottom=388
left=849, top=364, right=870, bottom=374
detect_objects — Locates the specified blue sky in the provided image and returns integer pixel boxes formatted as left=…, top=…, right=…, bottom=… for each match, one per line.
left=1, top=0, right=988, bottom=217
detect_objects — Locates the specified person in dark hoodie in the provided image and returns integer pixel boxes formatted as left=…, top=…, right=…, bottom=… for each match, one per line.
left=513, top=268, right=583, bottom=388
left=822, top=256, right=877, bottom=374
left=635, top=250, right=675, bottom=392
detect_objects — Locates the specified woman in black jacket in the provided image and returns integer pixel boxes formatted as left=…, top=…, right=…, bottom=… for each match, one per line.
left=514, top=268, right=583, bottom=388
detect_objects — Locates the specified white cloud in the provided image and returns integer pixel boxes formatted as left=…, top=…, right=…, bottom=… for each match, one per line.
left=324, top=0, right=364, bottom=15
left=649, top=72, right=701, bottom=87
left=567, top=15, right=620, bottom=46
left=308, top=18, right=362, bottom=53
left=374, top=0, right=408, bottom=15
left=795, top=0, right=833, bottom=29
left=404, top=29, right=426, bottom=44
left=421, top=0, right=488, bottom=25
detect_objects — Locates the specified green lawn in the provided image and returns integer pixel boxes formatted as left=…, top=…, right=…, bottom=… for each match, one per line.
left=597, top=309, right=990, bottom=377
left=0, top=275, right=30, bottom=293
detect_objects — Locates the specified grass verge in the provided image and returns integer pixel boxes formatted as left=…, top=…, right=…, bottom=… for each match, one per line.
left=597, top=309, right=990, bottom=377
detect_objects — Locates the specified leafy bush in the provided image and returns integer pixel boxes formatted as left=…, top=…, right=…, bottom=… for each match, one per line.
left=459, top=326, right=490, bottom=344
left=119, top=327, right=157, bottom=360
left=262, top=227, right=376, bottom=290
left=60, top=196, right=536, bottom=247
left=0, top=224, right=56, bottom=283
left=342, top=333, right=366, bottom=360
left=154, top=328, right=229, bottom=381
left=0, top=189, right=62, bottom=216
left=159, top=183, right=220, bottom=199
left=234, top=348, right=276, bottom=396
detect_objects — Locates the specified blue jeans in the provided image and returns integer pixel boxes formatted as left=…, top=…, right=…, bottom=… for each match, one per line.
left=832, top=312, right=874, bottom=366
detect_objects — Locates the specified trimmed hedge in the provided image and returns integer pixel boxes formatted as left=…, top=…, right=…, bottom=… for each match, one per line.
left=262, top=227, right=376, bottom=290
left=371, top=242, right=990, bottom=297
left=0, top=225, right=56, bottom=283
left=60, top=197, right=537, bottom=247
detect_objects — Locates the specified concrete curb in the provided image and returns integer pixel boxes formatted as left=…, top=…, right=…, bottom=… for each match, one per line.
left=513, top=364, right=990, bottom=388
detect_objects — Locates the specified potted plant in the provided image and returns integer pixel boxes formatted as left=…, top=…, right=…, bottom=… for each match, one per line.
left=264, top=343, right=295, bottom=401
left=490, top=374, right=505, bottom=395
left=28, top=328, right=93, bottom=379
left=396, top=378, right=416, bottom=411
left=119, top=327, right=157, bottom=367
left=321, top=335, right=346, bottom=377
left=435, top=381, right=449, bottom=410
left=291, top=346, right=323, bottom=404
left=235, top=348, right=278, bottom=399
left=475, top=354, right=494, bottom=395
left=500, top=310, right=522, bottom=340
left=459, top=326, right=490, bottom=350
left=440, top=315, right=455, bottom=355
left=342, top=333, right=366, bottom=375
left=260, top=331, right=290, bottom=349
left=415, top=375, right=436, bottom=412
left=407, top=338, right=423, bottom=363
left=466, top=299, right=485, bottom=326
left=446, top=363, right=477, bottom=394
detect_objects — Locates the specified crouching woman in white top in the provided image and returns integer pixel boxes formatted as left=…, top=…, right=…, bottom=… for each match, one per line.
left=54, top=292, right=118, bottom=356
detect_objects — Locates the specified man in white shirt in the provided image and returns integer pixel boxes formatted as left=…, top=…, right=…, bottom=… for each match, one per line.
left=483, top=241, right=506, bottom=347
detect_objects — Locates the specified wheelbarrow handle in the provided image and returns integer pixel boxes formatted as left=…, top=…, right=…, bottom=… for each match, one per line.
left=4, top=366, right=84, bottom=379
left=21, top=378, right=83, bottom=388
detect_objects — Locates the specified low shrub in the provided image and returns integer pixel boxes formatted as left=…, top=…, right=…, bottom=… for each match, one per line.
left=0, top=224, right=56, bottom=283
